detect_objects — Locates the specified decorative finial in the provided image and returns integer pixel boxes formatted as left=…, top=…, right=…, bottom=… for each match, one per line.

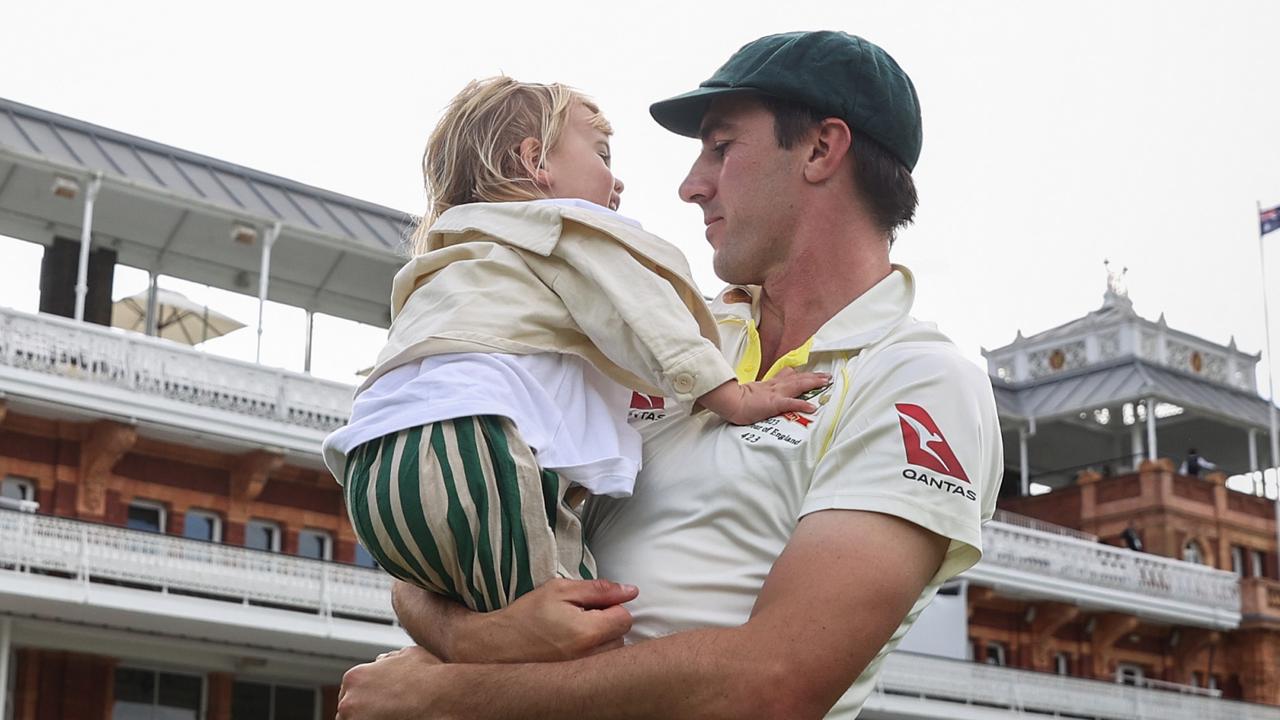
left=1104, top=259, right=1129, bottom=300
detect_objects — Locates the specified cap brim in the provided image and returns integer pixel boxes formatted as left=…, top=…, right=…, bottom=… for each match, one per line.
left=649, top=86, right=758, bottom=138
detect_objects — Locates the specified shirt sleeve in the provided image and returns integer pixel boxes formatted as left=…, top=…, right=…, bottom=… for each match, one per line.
left=801, top=345, right=1001, bottom=581
left=541, top=223, right=736, bottom=406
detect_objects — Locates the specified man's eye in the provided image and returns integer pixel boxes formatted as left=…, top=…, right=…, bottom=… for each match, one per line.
left=712, top=141, right=730, bottom=156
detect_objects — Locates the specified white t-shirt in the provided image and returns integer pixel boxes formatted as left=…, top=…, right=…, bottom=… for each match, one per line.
left=323, top=352, right=641, bottom=496
left=584, top=267, right=1002, bottom=719
left=322, top=199, right=650, bottom=496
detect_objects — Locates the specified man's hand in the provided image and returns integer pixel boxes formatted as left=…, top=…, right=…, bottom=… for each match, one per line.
left=337, top=646, right=445, bottom=720
left=699, top=368, right=831, bottom=425
left=394, top=578, right=637, bottom=663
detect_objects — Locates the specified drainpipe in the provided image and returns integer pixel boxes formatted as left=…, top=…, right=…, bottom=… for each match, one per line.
left=72, top=172, right=104, bottom=322
left=1019, top=417, right=1036, bottom=496
left=255, top=222, right=282, bottom=364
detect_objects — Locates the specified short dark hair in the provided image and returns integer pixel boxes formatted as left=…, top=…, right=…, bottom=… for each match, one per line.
left=759, top=95, right=918, bottom=243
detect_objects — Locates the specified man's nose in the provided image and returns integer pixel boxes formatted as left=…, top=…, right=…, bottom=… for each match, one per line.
left=678, top=159, right=713, bottom=205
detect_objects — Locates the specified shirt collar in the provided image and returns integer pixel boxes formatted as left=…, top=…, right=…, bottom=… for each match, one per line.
left=717, top=264, right=916, bottom=354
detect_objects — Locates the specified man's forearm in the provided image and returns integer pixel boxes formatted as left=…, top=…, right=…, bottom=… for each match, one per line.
left=391, top=581, right=471, bottom=661
left=432, top=623, right=816, bottom=720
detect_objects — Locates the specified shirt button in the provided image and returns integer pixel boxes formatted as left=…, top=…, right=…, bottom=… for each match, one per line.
left=673, top=373, right=695, bottom=393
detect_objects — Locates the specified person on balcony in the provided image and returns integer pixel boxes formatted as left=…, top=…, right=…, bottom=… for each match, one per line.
left=1180, top=448, right=1217, bottom=478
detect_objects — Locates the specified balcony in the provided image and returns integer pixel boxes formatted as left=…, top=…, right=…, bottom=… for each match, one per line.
left=0, top=507, right=406, bottom=660
left=865, top=651, right=1280, bottom=720
left=1241, top=576, right=1280, bottom=625
left=966, top=511, right=1241, bottom=629
left=0, top=305, right=353, bottom=458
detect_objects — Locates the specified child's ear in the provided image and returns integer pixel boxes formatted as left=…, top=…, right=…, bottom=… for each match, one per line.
left=518, top=137, right=552, bottom=189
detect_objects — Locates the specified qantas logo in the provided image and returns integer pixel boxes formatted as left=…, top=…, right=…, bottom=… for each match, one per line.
left=895, top=403, right=969, bottom=483
left=630, top=392, right=665, bottom=410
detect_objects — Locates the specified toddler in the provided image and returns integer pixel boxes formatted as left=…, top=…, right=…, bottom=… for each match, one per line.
left=323, top=77, right=826, bottom=612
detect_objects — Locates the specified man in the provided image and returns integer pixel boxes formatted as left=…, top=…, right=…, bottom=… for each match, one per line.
left=338, top=30, right=1002, bottom=719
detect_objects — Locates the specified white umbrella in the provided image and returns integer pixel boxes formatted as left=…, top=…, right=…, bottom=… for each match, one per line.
left=111, top=288, right=246, bottom=346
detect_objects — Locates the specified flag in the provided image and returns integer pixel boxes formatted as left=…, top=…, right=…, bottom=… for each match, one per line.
left=1263, top=204, right=1280, bottom=236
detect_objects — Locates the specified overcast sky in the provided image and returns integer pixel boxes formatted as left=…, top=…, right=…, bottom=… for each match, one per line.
left=3, top=0, right=1280, bottom=396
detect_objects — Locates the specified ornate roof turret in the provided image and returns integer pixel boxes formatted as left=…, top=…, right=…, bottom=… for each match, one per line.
left=983, top=264, right=1260, bottom=392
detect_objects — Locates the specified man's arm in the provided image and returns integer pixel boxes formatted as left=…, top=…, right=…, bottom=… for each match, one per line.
left=392, top=578, right=638, bottom=663
left=340, top=509, right=948, bottom=720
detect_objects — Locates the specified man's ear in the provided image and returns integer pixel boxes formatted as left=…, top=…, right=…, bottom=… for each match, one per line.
left=802, top=119, right=853, bottom=184
left=518, top=137, right=552, bottom=189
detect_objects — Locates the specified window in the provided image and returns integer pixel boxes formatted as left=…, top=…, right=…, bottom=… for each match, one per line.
left=1053, top=652, right=1071, bottom=676
left=353, top=542, right=378, bottom=569
left=983, top=641, right=1007, bottom=667
left=1182, top=540, right=1204, bottom=565
left=183, top=510, right=222, bottom=542
left=1231, top=546, right=1245, bottom=577
left=1116, top=663, right=1144, bottom=686
left=127, top=501, right=166, bottom=534
left=112, top=667, right=202, bottom=719
left=1252, top=550, right=1267, bottom=579
left=231, top=680, right=317, bottom=720
left=245, top=519, right=281, bottom=552
left=1, top=476, right=34, bottom=502
left=297, top=529, right=332, bottom=561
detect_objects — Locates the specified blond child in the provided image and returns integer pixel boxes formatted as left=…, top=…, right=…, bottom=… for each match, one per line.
left=323, top=77, right=826, bottom=612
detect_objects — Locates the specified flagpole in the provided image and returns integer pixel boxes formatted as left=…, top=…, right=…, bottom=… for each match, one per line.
left=1259, top=201, right=1280, bottom=578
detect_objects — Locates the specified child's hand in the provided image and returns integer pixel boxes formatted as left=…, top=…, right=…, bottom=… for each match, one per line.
left=698, top=368, right=831, bottom=425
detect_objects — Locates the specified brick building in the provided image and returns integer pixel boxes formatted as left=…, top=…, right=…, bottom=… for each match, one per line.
left=2, top=98, right=1280, bottom=720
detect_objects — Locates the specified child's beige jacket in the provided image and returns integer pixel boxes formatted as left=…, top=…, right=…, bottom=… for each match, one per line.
left=360, top=202, right=735, bottom=404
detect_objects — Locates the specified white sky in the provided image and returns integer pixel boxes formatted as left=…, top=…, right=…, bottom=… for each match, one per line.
left=3, top=0, right=1280, bottom=396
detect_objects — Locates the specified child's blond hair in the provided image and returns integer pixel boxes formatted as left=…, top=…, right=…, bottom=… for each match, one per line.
left=410, top=76, right=613, bottom=254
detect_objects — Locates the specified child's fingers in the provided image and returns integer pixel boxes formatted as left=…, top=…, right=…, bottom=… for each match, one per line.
left=779, top=398, right=817, bottom=414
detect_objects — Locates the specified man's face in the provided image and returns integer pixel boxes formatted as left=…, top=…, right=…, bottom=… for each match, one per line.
left=678, top=95, right=804, bottom=286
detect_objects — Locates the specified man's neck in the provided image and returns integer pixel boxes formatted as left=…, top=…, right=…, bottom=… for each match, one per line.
left=753, top=227, right=891, bottom=376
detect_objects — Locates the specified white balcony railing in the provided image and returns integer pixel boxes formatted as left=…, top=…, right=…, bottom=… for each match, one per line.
left=968, top=515, right=1241, bottom=628
left=868, top=651, right=1280, bottom=720
left=0, top=305, right=353, bottom=433
left=0, top=508, right=393, bottom=621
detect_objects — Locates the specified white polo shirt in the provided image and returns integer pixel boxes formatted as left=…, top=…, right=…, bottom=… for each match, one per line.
left=584, top=265, right=1002, bottom=719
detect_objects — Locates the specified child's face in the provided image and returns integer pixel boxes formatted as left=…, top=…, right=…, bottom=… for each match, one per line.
left=542, top=102, right=623, bottom=210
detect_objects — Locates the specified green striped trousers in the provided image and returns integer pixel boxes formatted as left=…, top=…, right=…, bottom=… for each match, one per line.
left=343, top=415, right=596, bottom=612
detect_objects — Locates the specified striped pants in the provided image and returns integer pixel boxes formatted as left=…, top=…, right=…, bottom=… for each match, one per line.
left=343, top=415, right=596, bottom=612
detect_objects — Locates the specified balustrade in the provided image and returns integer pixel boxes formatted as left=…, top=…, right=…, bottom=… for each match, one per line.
left=872, top=652, right=1280, bottom=720
left=0, top=508, right=392, bottom=621
left=974, top=516, right=1241, bottom=618
left=0, top=305, right=352, bottom=432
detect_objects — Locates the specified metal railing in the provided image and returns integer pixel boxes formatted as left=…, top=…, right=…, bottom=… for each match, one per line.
left=0, top=508, right=393, bottom=621
left=872, top=652, right=1280, bottom=720
left=0, top=305, right=353, bottom=432
left=974, top=514, right=1241, bottom=618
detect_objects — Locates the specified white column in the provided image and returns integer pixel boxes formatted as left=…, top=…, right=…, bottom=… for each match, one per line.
left=0, top=616, right=11, bottom=720
left=1131, top=422, right=1144, bottom=470
left=1145, top=398, right=1158, bottom=461
left=254, top=222, right=282, bottom=364
left=72, top=172, right=103, bottom=322
left=304, top=309, right=315, bottom=374
left=1249, top=429, right=1262, bottom=495
left=145, top=271, right=160, bottom=336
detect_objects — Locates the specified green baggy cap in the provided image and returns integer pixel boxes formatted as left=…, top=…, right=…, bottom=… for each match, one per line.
left=650, top=31, right=923, bottom=171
